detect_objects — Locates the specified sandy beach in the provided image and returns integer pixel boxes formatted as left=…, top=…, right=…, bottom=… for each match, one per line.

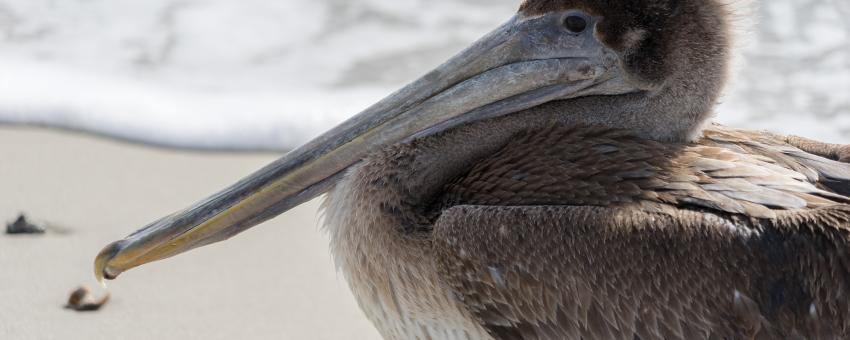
left=0, top=127, right=381, bottom=339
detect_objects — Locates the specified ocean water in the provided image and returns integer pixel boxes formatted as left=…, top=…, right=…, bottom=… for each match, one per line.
left=0, top=0, right=847, bottom=150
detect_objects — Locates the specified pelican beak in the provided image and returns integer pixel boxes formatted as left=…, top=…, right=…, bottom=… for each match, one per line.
left=95, top=12, right=636, bottom=282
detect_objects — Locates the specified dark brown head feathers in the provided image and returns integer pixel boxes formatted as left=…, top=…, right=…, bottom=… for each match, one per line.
left=520, top=0, right=731, bottom=88
left=513, top=0, right=736, bottom=142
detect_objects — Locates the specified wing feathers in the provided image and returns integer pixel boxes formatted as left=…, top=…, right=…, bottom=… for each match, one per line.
left=445, top=125, right=850, bottom=220
left=434, top=124, right=850, bottom=339
left=434, top=205, right=850, bottom=340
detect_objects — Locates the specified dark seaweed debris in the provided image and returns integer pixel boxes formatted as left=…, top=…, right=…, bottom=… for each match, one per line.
left=6, top=214, right=46, bottom=234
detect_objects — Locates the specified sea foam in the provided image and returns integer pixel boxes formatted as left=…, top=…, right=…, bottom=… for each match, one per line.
left=0, top=0, right=847, bottom=150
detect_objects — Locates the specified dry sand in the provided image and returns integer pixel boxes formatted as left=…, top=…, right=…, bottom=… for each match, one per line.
left=0, top=127, right=381, bottom=339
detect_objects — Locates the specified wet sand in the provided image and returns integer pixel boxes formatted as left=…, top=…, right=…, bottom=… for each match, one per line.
left=0, top=127, right=381, bottom=339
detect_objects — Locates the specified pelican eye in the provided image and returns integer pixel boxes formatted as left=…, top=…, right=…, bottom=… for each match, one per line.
left=564, top=14, right=588, bottom=34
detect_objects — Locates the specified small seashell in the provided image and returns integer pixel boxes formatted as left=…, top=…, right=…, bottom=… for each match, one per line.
left=66, top=286, right=110, bottom=312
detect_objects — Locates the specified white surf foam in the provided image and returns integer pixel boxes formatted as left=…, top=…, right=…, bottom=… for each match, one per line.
left=0, top=0, right=847, bottom=150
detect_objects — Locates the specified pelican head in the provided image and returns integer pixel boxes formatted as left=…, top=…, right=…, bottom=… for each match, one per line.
left=96, top=0, right=732, bottom=281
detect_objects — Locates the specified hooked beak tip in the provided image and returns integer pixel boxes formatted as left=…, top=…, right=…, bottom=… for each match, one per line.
left=94, top=240, right=124, bottom=283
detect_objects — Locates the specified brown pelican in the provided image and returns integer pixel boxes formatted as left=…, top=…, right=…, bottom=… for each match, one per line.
left=96, top=0, right=850, bottom=338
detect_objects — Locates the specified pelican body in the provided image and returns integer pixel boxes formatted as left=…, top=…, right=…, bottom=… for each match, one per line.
left=96, top=0, right=850, bottom=339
